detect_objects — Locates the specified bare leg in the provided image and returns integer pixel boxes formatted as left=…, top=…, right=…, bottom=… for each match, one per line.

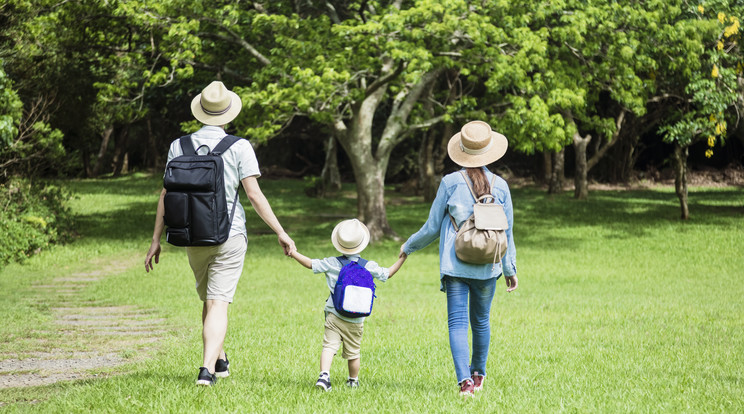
left=202, top=299, right=229, bottom=372
left=348, top=358, right=360, bottom=379
left=319, top=348, right=335, bottom=373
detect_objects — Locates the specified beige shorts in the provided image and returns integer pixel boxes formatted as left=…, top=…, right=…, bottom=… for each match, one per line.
left=186, top=234, right=247, bottom=303
left=322, top=312, right=364, bottom=360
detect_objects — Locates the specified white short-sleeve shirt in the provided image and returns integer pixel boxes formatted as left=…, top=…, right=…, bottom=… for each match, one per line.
left=165, top=125, right=260, bottom=238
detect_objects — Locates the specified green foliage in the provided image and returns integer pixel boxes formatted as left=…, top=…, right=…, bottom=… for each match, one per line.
left=0, top=63, right=23, bottom=147
left=660, top=5, right=742, bottom=155
left=0, top=178, right=73, bottom=265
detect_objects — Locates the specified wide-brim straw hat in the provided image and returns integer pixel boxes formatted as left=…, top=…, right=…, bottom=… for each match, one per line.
left=447, top=121, right=508, bottom=168
left=190, top=81, right=243, bottom=126
left=331, top=219, right=371, bottom=255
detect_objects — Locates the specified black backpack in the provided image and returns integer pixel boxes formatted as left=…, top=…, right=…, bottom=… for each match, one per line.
left=163, top=135, right=241, bottom=246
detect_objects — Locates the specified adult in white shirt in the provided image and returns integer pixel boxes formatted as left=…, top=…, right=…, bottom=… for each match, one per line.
left=144, top=81, right=296, bottom=386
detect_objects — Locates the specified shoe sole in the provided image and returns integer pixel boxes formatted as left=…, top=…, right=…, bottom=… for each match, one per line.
left=315, top=384, right=331, bottom=392
left=215, top=370, right=230, bottom=378
left=196, top=380, right=214, bottom=386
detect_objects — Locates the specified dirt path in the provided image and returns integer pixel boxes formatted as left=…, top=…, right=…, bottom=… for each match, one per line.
left=0, top=260, right=170, bottom=389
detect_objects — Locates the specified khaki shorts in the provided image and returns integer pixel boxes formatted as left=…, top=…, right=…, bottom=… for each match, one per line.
left=186, top=234, right=247, bottom=303
left=322, top=312, right=364, bottom=360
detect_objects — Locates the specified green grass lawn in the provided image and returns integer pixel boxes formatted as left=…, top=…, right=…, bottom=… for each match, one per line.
left=1, top=174, right=743, bottom=413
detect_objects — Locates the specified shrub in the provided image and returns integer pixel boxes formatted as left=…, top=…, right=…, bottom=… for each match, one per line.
left=0, top=179, right=73, bottom=265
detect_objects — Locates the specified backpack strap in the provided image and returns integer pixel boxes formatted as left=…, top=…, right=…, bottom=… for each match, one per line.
left=213, top=136, right=243, bottom=225
left=336, top=256, right=350, bottom=267
left=211, top=135, right=241, bottom=155
left=451, top=170, right=498, bottom=230
left=459, top=170, right=497, bottom=202
left=336, top=256, right=367, bottom=268
left=459, top=170, right=479, bottom=202
left=179, top=135, right=196, bottom=156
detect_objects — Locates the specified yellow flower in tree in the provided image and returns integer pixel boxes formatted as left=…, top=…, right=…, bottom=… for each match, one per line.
left=715, top=122, right=726, bottom=135
left=708, top=136, right=716, bottom=147
left=705, top=149, right=714, bottom=158
left=711, top=64, right=719, bottom=78
left=698, top=5, right=704, bottom=14
left=718, top=12, right=726, bottom=24
left=717, top=40, right=724, bottom=50
left=724, top=19, right=740, bottom=37
left=709, top=114, right=717, bottom=122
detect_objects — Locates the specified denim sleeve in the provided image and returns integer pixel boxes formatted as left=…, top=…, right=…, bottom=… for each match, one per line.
left=500, top=183, right=517, bottom=276
left=403, top=180, right=448, bottom=255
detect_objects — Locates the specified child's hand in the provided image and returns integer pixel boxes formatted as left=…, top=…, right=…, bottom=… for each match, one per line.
left=388, top=253, right=407, bottom=279
left=399, top=244, right=408, bottom=259
left=290, top=249, right=313, bottom=269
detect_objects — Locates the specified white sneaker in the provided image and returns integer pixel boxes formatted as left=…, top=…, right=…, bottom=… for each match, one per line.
left=315, top=372, right=331, bottom=391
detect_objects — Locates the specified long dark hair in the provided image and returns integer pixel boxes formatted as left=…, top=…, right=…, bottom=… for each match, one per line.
left=467, top=168, right=491, bottom=198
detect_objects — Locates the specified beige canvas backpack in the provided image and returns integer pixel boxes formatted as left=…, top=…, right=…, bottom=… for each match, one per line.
left=449, top=171, right=509, bottom=268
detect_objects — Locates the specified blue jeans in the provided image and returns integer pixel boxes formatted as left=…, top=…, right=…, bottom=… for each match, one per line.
left=443, top=276, right=497, bottom=383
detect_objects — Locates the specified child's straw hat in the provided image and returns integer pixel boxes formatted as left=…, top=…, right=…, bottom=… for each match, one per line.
left=331, top=219, right=370, bottom=255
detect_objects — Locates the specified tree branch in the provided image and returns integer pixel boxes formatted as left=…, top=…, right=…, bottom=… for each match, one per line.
left=365, top=60, right=405, bottom=97
left=587, top=109, right=627, bottom=171
left=199, top=30, right=271, bottom=66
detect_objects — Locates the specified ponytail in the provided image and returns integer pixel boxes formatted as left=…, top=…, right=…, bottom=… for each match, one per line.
left=466, top=168, right=491, bottom=198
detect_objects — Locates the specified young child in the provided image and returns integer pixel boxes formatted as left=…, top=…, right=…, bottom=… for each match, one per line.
left=289, top=218, right=406, bottom=391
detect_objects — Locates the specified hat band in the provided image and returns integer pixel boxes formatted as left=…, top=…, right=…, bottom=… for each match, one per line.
left=460, top=138, right=493, bottom=155
left=201, top=100, right=232, bottom=116
left=340, top=238, right=363, bottom=250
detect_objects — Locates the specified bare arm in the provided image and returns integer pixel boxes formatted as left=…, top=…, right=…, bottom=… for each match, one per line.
left=144, top=188, right=167, bottom=272
left=387, top=253, right=407, bottom=279
left=241, top=176, right=296, bottom=255
left=289, top=250, right=313, bottom=269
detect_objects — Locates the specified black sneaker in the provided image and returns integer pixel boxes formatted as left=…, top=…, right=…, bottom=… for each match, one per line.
left=315, top=372, right=331, bottom=391
left=346, top=378, right=359, bottom=388
left=215, top=353, right=230, bottom=378
left=196, top=367, right=217, bottom=386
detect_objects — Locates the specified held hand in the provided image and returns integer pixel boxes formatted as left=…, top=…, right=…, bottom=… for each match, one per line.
left=278, top=232, right=296, bottom=256
left=144, top=242, right=161, bottom=273
left=399, top=244, right=407, bottom=259
left=505, top=275, right=518, bottom=292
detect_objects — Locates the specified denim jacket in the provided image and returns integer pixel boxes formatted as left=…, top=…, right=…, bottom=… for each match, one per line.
left=402, top=167, right=517, bottom=289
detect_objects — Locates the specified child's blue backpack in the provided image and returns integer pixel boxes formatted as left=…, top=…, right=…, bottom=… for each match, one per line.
left=332, top=257, right=376, bottom=318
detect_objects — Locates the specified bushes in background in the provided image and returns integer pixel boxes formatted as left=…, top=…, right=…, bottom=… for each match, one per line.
left=0, top=179, right=73, bottom=265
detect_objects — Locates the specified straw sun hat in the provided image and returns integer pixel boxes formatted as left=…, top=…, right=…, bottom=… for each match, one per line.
left=331, top=219, right=371, bottom=255
left=447, top=121, right=508, bottom=168
left=190, top=81, right=243, bottom=126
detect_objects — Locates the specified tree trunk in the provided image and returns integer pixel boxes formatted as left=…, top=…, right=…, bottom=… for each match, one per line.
left=672, top=142, right=690, bottom=220
left=334, top=65, right=441, bottom=241
left=112, top=126, right=129, bottom=177
left=146, top=117, right=159, bottom=169
left=353, top=161, right=395, bottom=241
left=320, top=134, right=342, bottom=193
left=335, top=82, right=395, bottom=242
left=540, top=151, right=552, bottom=185
left=91, top=126, right=113, bottom=177
left=573, top=132, right=591, bottom=199
left=548, top=148, right=565, bottom=194
left=418, top=123, right=450, bottom=202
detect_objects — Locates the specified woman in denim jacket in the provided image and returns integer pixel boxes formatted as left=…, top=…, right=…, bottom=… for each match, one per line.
left=400, top=121, right=518, bottom=396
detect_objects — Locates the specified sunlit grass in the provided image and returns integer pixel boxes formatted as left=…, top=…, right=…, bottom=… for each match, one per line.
left=1, top=175, right=742, bottom=412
